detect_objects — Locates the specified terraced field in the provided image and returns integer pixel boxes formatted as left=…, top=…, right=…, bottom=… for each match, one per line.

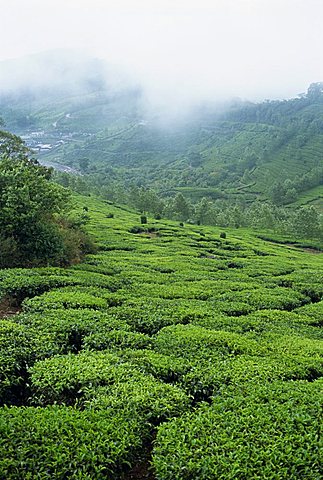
left=0, top=195, right=322, bottom=479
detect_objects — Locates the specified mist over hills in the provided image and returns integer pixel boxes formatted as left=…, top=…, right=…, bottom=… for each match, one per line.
left=0, top=51, right=322, bottom=209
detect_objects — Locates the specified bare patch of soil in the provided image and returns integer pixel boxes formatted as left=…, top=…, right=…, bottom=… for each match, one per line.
left=124, top=458, right=155, bottom=480
left=285, top=244, right=322, bottom=254
left=0, top=297, right=20, bottom=319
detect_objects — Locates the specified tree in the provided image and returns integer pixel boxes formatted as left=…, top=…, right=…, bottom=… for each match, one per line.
left=292, top=206, right=321, bottom=239
left=79, top=157, right=90, bottom=172
left=0, top=128, right=94, bottom=267
left=172, top=193, right=192, bottom=221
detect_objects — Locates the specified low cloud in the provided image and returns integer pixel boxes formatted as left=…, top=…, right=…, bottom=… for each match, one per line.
left=1, top=0, right=322, bottom=111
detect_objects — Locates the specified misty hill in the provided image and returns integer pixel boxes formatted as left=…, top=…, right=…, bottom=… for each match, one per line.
left=0, top=52, right=322, bottom=209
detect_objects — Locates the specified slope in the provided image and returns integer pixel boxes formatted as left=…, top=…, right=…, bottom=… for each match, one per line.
left=0, top=194, right=322, bottom=478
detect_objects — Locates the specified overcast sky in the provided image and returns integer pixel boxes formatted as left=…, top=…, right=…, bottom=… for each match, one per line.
left=1, top=0, right=323, bottom=106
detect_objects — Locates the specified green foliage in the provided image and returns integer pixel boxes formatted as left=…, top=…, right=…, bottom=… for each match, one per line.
left=22, top=289, right=110, bottom=312
left=0, top=405, right=146, bottom=479
left=0, top=194, right=322, bottom=476
left=83, top=330, right=152, bottom=351
left=0, top=129, right=95, bottom=267
left=155, top=324, right=262, bottom=359
left=17, top=308, right=132, bottom=355
left=153, top=380, right=323, bottom=480
left=29, top=351, right=134, bottom=404
left=0, top=320, right=32, bottom=403
left=85, top=377, right=189, bottom=424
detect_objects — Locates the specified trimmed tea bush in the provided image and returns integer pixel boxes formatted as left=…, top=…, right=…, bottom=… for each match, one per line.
left=83, top=330, right=152, bottom=351
left=153, top=380, right=323, bottom=480
left=86, top=376, right=189, bottom=423
left=0, top=405, right=146, bottom=479
left=18, top=309, right=132, bottom=354
left=155, top=324, right=263, bottom=359
left=29, top=351, right=137, bottom=404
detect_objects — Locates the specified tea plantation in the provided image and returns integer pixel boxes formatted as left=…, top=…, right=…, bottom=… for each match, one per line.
left=0, top=195, right=322, bottom=479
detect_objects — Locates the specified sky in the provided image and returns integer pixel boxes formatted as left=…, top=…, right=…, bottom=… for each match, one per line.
left=1, top=0, right=323, bottom=106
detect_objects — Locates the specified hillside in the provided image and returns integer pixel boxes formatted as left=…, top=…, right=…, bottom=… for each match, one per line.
left=0, top=195, right=322, bottom=478
left=1, top=54, right=322, bottom=207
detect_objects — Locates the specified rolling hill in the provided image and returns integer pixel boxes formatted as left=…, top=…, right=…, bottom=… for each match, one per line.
left=0, top=52, right=322, bottom=207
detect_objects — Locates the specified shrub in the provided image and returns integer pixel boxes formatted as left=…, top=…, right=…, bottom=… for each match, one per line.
left=0, top=321, right=31, bottom=403
left=29, top=351, right=140, bottom=404
left=18, top=309, right=132, bottom=354
left=155, top=324, right=263, bottom=359
left=22, top=290, right=109, bottom=312
left=153, top=380, right=323, bottom=480
left=83, top=330, right=153, bottom=351
left=0, top=405, right=146, bottom=479
left=129, top=225, right=145, bottom=234
left=118, top=349, right=191, bottom=383
left=85, top=376, right=189, bottom=424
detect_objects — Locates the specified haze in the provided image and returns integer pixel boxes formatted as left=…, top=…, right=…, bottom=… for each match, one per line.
left=1, top=0, right=323, bottom=108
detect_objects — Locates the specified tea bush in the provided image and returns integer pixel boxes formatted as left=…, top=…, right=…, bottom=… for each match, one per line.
left=0, top=405, right=146, bottom=479
left=83, top=329, right=152, bottom=351
left=17, top=309, right=132, bottom=354
left=22, top=290, right=110, bottom=311
left=153, top=380, right=323, bottom=480
left=29, top=351, right=136, bottom=404
left=118, top=349, right=192, bottom=383
left=155, top=324, right=264, bottom=359
left=85, top=376, right=189, bottom=423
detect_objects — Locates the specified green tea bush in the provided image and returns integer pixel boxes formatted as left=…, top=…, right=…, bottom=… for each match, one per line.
left=30, top=351, right=144, bottom=404
left=194, top=309, right=323, bottom=338
left=0, top=269, right=72, bottom=303
left=86, top=376, right=189, bottom=423
left=262, top=333, right=323, bottom=358
left=218, top=286, right=308, bottom=311
left=0, top=321, right=31, bottom=403
left=155, top=325, right=263, bottom=359
left=153, top=380, right=323, bottom=480
left=119, top=349, right=192, bottom=382
left=22, top=290, right=109, bottom=312
left=83, top=330, right=152, bottom=351
left=107, top=298, right=211, bottom=334
left=0, top=405, right=146, bottom=479
left=179, top=355, right=323, bottom=402
left=18, top=309, right=132, bottom=354
left=0, top=268, right=122, bottom=304
left=295, top=301, right=323, bottom=326
left=216, top=300, right=255, bottom=316
left=282, top=271, right=323, bottom=302
left=0, top=319, right=57, bottom=404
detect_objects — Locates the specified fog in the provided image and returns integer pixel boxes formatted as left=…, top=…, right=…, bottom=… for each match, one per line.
left=1, top=0, right=323, bottom=111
